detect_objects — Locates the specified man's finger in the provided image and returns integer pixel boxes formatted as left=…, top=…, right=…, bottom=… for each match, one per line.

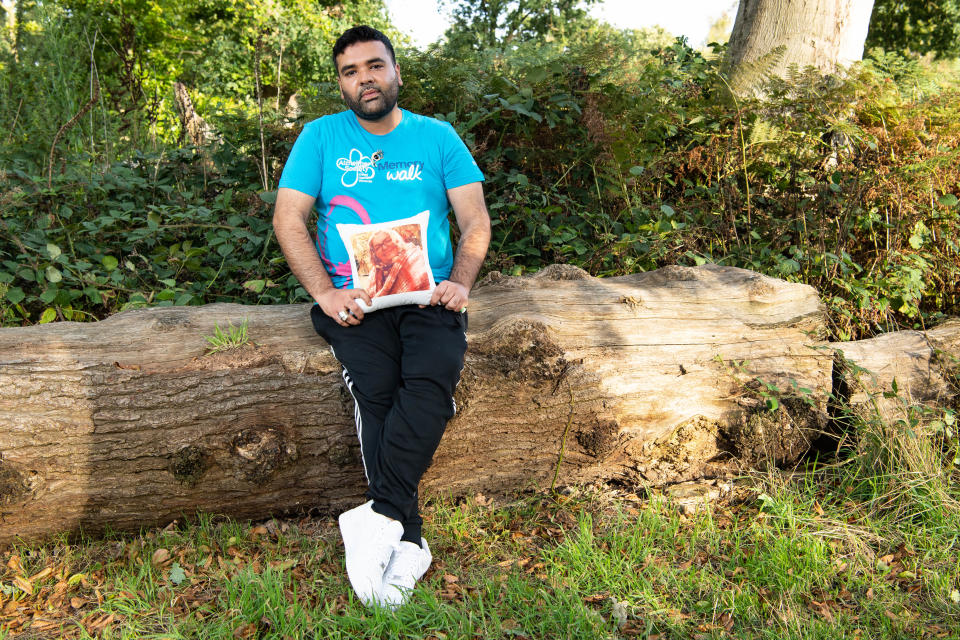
left=346, top=300, right=365, bottom=321
left=353, top=288, right=373, bottom=306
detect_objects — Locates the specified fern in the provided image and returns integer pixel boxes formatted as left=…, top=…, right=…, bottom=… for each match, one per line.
left=725, top=44, right=787, bottom=96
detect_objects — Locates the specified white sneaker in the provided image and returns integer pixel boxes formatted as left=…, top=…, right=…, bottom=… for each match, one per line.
left=338, top=501, right=404, bottom=606
left=378, top=537, right=432, bottom=609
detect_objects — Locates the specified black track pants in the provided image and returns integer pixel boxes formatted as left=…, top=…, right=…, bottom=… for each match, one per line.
left=311, top=303, right=467, bottom=543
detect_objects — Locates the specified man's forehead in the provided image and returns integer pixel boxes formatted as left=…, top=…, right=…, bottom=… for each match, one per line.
left=336, top=40, right=392, bottom=70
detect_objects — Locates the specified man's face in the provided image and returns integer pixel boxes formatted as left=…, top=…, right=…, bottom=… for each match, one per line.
left=336, top=40, right=402, bottom=122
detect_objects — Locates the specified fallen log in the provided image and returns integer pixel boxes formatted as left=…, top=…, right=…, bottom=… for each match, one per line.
left=830, top=319, right=960, bottom=420
left=0, top=264, right=956, bottom=545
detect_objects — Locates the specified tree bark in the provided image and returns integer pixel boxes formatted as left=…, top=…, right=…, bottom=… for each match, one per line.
left=172, top=82, right=210, bottom=148
left=0, top=264, right=956, bottom=545
left=726, top=0, right=875, bottom=94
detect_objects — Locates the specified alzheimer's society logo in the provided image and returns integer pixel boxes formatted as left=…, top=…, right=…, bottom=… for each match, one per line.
left=336, top=148, right=376, bottom=187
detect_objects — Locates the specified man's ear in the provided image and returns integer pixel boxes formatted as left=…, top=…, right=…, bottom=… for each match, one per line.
left=396, top=64, right=403, bottom=86
left=337, top=77, right=345, bottom=100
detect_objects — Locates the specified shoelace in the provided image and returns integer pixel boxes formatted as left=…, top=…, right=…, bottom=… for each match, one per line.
left=385, top=545, right=424, bottom=583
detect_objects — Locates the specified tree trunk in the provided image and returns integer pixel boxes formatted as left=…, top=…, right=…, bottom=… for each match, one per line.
left=172, top=82, right=210, bottom=148
left=726, top=0, right=875, bottom=94
left=1, top=264, right=956, bottom=545
left=1, top=0, right=15, bottom=49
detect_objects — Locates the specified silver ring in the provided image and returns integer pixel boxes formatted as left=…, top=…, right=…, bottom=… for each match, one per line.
left=337, top=310, right=350, bottom=321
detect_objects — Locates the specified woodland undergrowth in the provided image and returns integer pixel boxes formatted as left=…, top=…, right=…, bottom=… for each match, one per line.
left=2, top=25, right=959, bottom=340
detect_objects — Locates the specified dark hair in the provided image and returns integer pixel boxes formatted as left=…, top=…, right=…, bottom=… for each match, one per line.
left=332, top=25, right=395, bottom=73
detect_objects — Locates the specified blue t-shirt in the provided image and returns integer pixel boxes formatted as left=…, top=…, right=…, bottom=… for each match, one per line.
left=278, top=109, right=485, bottom=289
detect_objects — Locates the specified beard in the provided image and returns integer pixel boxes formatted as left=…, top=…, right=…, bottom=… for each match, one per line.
left=344, top=80, right=400, bottom=121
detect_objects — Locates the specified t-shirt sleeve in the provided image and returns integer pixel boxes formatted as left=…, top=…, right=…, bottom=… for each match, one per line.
left=278, top=120, right=323, bottom=197
left=440, top=122, right=485, bottom=190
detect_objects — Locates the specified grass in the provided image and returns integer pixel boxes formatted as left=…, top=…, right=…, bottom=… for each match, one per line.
left=203, top=319, right=251, bottom=355
left=1, top=468, right=958, bottom=640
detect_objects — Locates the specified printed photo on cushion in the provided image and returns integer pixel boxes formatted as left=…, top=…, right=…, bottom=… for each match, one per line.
left=337, top=211, right=436, bottom=312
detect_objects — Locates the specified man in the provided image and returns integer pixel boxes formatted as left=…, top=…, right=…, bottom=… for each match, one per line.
left=272, top=25, right=490, bottom=608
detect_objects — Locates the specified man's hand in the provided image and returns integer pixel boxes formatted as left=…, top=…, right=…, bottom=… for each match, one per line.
left=318, top=288, right=373, bottom=326
left=430, top=280, right=470, bottom=311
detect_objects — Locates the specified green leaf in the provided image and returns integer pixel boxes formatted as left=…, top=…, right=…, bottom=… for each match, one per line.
left=217, top=244, right=234, bottom=257
left=938, top=193, right=958, bottom=207
left=102, top=256, right=119, bottom=271
left=778, top=258, right=800, bottom=275
left=629, top=166, right=644, bottom=176
left=46, top=243, right=62, bottom=260
left=508, top=172, right=529, bottom=187
left=174, top=293, right=193, bottom=306
left=243, top=279, right=266, bottom=294
left=258, top=190, right=278, bottom=204
left=5, top=287, right=25, bottom=304
left=45, top=266, right=63, bottom=283
left=526, top=66, right=549, bottom=83
left=909, top=234, right=923, bottom=249
left=169, top=562, right=186, bottom=586
left=39, top=308, right=57, bottom=324
left=39, top=287, right=58, bottom=304
left=660, top=204, right=675, bottom=217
